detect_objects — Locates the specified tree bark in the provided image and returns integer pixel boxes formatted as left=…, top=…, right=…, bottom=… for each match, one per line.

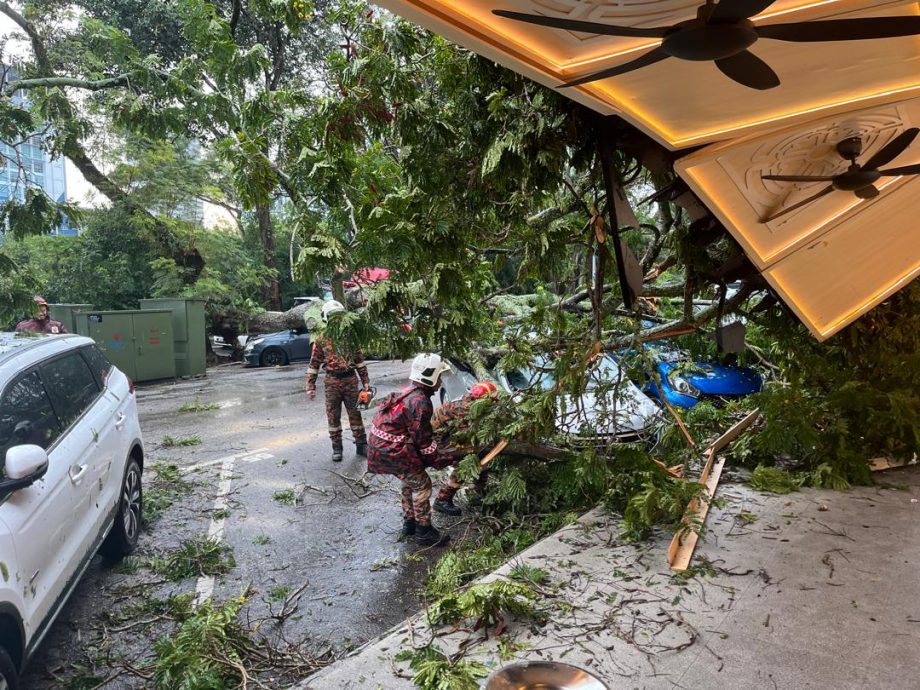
left=257, top=200, right=281, bottom=309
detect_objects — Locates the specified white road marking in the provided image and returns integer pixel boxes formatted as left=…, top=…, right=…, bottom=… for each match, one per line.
left=181, top=447, right=270, bottom=474
left=192, top=448, right=274, bottom=605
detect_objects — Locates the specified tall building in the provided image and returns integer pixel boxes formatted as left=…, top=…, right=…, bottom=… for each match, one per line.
left=0, top=66, right=74, bottom=235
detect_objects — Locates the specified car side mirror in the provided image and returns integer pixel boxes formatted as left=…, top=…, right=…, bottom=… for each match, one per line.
left=1, top=444, right=50, bottom=495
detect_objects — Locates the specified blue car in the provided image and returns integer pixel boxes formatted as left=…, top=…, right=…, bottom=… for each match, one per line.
left=644, top=358, right=762, bottom=409
left=243, top=330, right=312, bottom=367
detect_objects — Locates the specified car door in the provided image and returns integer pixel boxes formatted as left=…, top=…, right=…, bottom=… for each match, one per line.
left=39, top=352, right=108, bottom=559
left=0, top=369, right=75, bottom=643
left=77, top=345, right=126, bottom=532
left=289, top=332, right=312, bottom=361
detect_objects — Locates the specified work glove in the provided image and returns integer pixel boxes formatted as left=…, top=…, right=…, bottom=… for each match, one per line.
left=306, top=386, right=316, bottom=400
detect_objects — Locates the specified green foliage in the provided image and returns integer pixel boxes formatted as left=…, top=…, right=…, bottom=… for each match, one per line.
left=733, top=281, right=920, bottom=482
left=149, top=538, right=236, bottom=580
left=749, top=466, right=804, bottom=495
left=601, top=447, right=700, bottom=539
left=427, top=580, right=538, bottom=630
left=161, top=435, right=202, bottom=447
left=153, top=595, right=249, bottom=690
left=178, top=401, right=220, bottom=413
left=394, top=646, right=488, bottom=690
left=272, top=489, right=297, bottom=505
left=143, top=462, right=194, bottom=527
left=508, top=563, right=549, bottom=586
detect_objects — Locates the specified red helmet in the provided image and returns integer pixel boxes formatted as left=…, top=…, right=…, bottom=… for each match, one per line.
left=470, top=381, right=498, bottom=399
left=33, top=295, right=48, bottom=306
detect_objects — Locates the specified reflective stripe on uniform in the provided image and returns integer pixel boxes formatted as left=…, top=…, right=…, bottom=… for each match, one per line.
left=420, top=440, right=438, bottom=455
left=371, top=425, right=406, bottom=443
left=328, top=425, right=342, bottom=432
left=307, top=367, right=319, bottom=375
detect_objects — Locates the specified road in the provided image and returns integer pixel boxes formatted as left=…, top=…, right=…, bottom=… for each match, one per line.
left=22, top=359, right=457, bottom=688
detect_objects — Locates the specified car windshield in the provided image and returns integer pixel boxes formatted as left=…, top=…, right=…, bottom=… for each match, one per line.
left=506, top=355, right=624, bottom=392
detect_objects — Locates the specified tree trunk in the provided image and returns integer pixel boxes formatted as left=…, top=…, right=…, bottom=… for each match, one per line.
left=249, top=303, right=312, bottom=333
left=257, top=200, right=281, bottom=310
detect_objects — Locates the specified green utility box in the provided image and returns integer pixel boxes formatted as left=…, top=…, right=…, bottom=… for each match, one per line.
left=74, top=309, right=176, bottom=382
left=139, top=298, right=207, bottom=378
left=50, top=303, right=93, bottom=334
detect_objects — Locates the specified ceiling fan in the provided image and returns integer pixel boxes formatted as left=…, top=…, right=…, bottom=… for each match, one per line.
left=760, top=128, right=920, bottom=222
left=493, top=0, right=920, bottom=90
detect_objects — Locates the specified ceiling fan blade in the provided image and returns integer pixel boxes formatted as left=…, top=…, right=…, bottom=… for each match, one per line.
left=715, top=50, right=780, bottom=90
left=761, top=184, right=834, bottom=223
left=879, top=163, right=920, bottom=176
left=855, top=185, right=880, bottom=199
left=709, top=0, right=777, bottom=23
left=758, top=16, right=920, bottom=42
left=762, top=174, right=836, bottom=182
left=562, top=48, right=669, bottom=87
left=492, top=10, right=668, bottom=38
left=862, top=128, right=920, bottom=170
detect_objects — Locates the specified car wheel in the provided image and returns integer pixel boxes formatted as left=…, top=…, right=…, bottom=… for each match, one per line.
left=101, top=457, right=142, bottom=561
left=0, top=645, right=19, bottom=690
left=260, top=348, right=288, bottom=367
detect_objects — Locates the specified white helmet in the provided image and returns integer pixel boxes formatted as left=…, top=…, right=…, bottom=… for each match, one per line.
left=321, top=300, right=346, bottom=323
left=410, top=353, right=452, bottom=388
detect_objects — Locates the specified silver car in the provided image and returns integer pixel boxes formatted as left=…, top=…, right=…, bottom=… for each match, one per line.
left=442, top=354, right=663, bottom=447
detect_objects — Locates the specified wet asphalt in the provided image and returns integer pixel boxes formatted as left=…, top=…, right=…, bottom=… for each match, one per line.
left=22, top=359, right=456, bottom=688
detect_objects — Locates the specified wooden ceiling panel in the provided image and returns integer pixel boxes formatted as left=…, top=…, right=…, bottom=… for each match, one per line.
left=377, top=0, right=920, bottom=148
left=763, top=178, right=920, bottom=338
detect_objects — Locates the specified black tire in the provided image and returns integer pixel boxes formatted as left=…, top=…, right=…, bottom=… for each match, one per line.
left=0, top=645, right=20, bottom=690
left=101, top=457, right=142, bottom=561
left=260, top=348, right=288, bottom=367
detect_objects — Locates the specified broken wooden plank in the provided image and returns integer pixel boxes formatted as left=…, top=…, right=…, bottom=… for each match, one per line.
left=480, top=439, right=509, bottom=469
left=662, top=398, right=697, bottom=449
left=667, top=409, right=760, bottom=571
left=869, top=456, right=917, bottom=472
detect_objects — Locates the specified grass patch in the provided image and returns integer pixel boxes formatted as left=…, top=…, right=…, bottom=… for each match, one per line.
left=272, top=489, right=297, bottom=505
left=178, top=401, right=220, bottom=413
left=149, top=538, right=236, bottom=581
left=252, top=535, right=271, bottom=545
left=161, top=435, right=202, bottom=448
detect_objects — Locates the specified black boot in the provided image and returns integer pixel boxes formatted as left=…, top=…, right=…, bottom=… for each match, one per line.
left=331, top=442, right=343, bottom=462
left=416, top=524, right=449, bottom=547
left=433, top=497, right=462, bottom=516
left=355, top=442, right=368, bottom=457
left=401, top=518, right=417, bottom=538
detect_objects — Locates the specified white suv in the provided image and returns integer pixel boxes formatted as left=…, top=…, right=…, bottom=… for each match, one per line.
left=0, top=333, right=144, bottom=689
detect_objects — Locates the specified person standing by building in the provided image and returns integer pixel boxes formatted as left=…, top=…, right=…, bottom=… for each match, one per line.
left=367, top=353, right=453, bottom=547
left=305, top=300, right=371, bottom=462
left=15, top=295, right=67, bottom=334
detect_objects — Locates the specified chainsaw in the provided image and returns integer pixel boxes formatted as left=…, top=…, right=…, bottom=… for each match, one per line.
left=356, top=386, right=377, bottom=410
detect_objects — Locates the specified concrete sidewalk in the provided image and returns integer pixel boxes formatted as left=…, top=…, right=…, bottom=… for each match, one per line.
left=300, top=465, right=920, bottom=689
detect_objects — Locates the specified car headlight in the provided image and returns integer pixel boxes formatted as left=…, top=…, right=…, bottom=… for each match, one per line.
left=244, top=339, right=262, bottom=353
left=669, top=373, right=700, bottom=398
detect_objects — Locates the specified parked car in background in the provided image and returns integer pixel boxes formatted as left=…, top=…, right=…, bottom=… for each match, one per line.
left=0, top=333, right=144, bottom=688
left=442, top=354, right=663, bottom=447
left=243, top=330, right=312, bottom=367
left=643, top=349, right=762, bottom=409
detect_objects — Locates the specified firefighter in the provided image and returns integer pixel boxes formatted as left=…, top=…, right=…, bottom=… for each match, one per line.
left=305, top=300, right=371, bottom=462
left=431, top=381, right=497, bottom=516
left=367, top=352, right=452, bottom=547
left=15, top=295, right=67, bottom=334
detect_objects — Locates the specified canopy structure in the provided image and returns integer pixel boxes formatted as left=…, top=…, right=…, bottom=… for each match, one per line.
left=377, top=0, right=920, bottom=339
